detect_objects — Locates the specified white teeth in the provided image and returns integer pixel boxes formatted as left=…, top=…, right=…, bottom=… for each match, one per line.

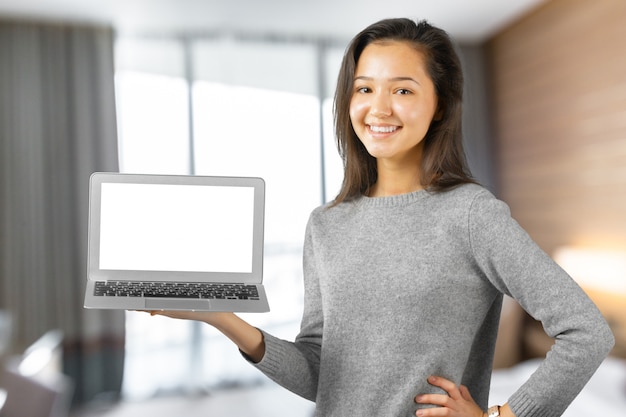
left=369, top=125, right=397, bottom=133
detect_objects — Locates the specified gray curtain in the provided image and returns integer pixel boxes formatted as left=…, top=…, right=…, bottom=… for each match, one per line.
left=0, top=19, right=124, bottom=404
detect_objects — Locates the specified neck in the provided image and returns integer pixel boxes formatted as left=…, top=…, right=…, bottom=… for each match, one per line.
left=369, top=164, right=423, bottom=197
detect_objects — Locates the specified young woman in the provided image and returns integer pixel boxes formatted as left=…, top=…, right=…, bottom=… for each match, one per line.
left=149, top=18, right=614, bottom=417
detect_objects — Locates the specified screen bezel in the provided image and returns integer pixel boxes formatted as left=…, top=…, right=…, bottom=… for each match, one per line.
left=87, top=172, right=265, bottom=284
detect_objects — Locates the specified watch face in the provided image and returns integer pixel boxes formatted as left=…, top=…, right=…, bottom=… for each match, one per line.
left=488, top=406, right=500, bottom=417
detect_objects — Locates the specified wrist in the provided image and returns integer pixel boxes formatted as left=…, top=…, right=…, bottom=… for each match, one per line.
left=487, top=405, right=501, bottom=417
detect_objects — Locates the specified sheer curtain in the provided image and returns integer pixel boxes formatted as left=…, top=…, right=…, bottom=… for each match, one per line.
left=0, top=20, right=124, bottom=404
left=114, top=35, right=348, bottom=398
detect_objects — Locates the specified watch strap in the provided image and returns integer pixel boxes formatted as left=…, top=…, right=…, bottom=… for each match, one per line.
left=487, top=405, right=501, bottom=417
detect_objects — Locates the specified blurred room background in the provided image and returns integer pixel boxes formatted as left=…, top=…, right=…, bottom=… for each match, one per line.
left=0, top=0, right=625, bottom=416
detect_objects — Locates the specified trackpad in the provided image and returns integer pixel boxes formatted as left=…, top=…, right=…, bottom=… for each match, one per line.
left=145, top=298, right=212, bottom=310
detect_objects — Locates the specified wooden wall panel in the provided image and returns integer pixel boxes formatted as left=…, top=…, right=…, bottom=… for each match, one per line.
left=487, top=0, right=626, bottom=255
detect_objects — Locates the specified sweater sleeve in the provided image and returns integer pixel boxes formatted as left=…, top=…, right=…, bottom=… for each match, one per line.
left=468, top=190, right=614, bottom=417
left=245, top=215, right=323, bottom=402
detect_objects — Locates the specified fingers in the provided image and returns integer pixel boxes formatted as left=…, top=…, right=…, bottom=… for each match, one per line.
left=134, top=310, right=160, bottom=316
left=415, top=393, right=451, bottom=409
left=415, top=376, right=484, bottom=417
left=414, top=376, right=459, bottom=411
left=133, top=309, right=208, bottom=321
left=427, top=375, right=462, bottom=399
left=459, top=384, right=474, bottom=402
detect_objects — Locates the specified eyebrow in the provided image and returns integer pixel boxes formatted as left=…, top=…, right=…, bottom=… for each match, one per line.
left=354, top=75, right=421, bottom=85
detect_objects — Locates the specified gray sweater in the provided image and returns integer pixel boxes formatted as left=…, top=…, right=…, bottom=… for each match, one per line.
left=251, top=184, right=614, bottom=417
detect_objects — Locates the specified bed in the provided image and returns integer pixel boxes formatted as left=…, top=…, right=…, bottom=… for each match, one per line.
left=489, top=356, right=626, bottom=416
left=490, top=289, right=626, bottom=417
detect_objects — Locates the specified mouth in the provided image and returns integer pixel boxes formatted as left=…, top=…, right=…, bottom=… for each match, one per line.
left=368, top=124, right=399, bottom=134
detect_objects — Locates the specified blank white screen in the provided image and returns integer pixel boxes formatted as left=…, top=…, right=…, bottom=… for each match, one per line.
left=99, top=183, right=255, bottom=273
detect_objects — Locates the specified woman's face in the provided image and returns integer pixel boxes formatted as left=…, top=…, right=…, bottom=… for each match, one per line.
left=349, top=41, right=439, bottom=166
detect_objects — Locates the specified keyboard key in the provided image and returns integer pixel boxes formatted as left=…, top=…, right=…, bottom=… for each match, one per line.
left=94, top=281, right=258, bottom=300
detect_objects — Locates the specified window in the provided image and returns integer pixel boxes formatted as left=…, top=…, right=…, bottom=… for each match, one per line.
left=115, top=35, right=344, bottom=399
left=116, top=72, right=190, bottom=175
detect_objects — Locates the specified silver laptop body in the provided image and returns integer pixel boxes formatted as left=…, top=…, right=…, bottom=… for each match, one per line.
left=83, top=172, right=269, bottom=313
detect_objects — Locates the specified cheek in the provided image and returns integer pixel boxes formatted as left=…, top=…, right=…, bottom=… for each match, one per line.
left=349, top=98, right=367, bottom=124
left=398, top=102, right=435, bottom=125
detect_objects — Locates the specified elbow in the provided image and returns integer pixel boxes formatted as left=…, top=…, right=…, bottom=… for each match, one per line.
left=566, top=312, right=616, bottom=363
left=586, top=314, right=615, bottom=360
left=582, top=298, right=616, bottom=359
left=599, top=320, right=616, bottom=357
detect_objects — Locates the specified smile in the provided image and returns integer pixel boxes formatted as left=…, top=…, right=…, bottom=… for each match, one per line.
left=368, top=125, right=398, bottom=133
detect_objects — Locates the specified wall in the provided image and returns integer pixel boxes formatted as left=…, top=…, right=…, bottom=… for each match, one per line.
left=488, top=0, right=626, bottom=254
left=487, top=0, right=626, bottom=359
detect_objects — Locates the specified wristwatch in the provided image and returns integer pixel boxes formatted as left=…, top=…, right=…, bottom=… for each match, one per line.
left=487, top=405, right=501, bottom=417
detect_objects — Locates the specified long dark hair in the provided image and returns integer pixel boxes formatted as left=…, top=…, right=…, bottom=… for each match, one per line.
left=332, top=18, right=476, bottom=204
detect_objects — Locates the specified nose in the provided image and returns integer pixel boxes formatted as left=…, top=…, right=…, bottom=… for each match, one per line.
left=370, top=92, right=392, bottom=117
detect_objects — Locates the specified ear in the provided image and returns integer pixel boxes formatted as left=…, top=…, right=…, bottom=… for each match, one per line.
left=433, top=106, right=444, bottom=121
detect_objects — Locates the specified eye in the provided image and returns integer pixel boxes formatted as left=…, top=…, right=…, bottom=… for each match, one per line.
left=355, top=86, right=371, bottom=94
left=395, top=88, right=412, bottom=95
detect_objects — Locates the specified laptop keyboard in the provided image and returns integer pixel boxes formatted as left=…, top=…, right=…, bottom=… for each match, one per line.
left=94, top=281, right=260, bottom=300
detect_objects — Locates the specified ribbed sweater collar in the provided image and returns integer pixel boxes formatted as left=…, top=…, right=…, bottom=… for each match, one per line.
left=354, top=189, right=429, bottom=208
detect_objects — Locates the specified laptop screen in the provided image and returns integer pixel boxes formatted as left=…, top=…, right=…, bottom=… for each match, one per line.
left=99, top=183, right=255, bottom=273
left=87, top=173, right=265, bottom=283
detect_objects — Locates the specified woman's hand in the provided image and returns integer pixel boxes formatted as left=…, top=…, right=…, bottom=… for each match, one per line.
left=141, top=309, right=230, bottom=326
left=414, top=375, right=485, bottom=417
left=140, top=310, right=266, bottom=363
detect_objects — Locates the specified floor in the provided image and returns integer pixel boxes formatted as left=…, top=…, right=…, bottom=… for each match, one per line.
left=71, top=384, right=315, bottom=417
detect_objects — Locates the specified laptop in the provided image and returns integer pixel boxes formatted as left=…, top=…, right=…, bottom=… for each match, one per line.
left=83, top=172, right=270, bottom=313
